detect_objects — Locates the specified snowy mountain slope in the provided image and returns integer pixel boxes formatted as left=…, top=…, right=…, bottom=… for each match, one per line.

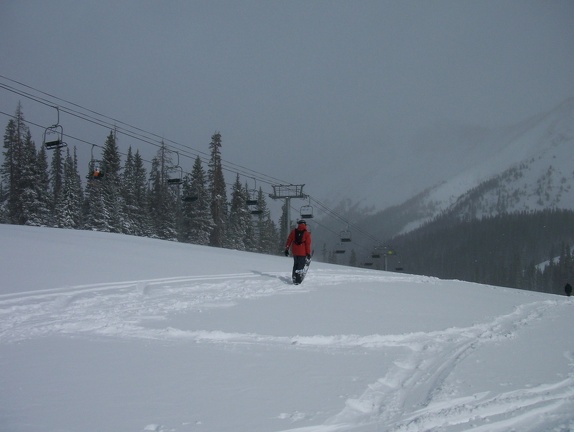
left=353, top=98, right=574, bottom=237
left=425, top=97, right=574, bottom=217
left=1, top=225, right=573, bottom=432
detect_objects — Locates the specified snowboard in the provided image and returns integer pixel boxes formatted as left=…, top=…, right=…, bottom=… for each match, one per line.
left=293, top=253, right=312, bottom=285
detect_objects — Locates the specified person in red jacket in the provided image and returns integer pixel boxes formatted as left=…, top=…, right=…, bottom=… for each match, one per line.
left=285, top=220, right=312, bottom=284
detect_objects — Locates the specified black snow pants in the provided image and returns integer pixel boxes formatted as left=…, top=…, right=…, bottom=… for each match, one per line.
left=292, top=255, right=307, bottom=283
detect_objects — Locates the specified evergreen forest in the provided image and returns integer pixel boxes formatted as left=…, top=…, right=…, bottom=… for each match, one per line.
left=389, top=210, right=574, bottom=296
left=1, top=104, right=281, bottom=254
left=3, top=104, right=574, bottom=296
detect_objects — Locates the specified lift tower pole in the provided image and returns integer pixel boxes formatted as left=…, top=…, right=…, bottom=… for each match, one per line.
left=269, top=184, right=307, bottom=238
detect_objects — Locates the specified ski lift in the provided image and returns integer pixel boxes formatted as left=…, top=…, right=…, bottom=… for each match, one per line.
left=43, top=107, right=67, bottom=150
left=300, top=197, right=314, bottom=219
left=334, top=243, right=346, bottom=254
left=364, top=261, right=374, bottom=267
left=340, top=228, right=352, bottom=243
left=182, top=185, right=199, bottom=203
left=167, top=152, right=183, bottom=185
left=89, top=145, right=104, bottom=180
left=167, top=166, right=183, bottom=185
left=182, top=195, right=198, bottom=203
left=246, top=178, right=263, bottom=215
left=371, top=246, right=382, bottom=259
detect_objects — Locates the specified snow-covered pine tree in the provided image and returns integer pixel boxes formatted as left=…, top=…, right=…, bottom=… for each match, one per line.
left=58, top=147, right=83, bottom=229
left=208, top=132, right=227, bottom=247
left=181, top=156, right=213, bottom=245
left=33, top=144, right=52, bottom=226
left=50, top=144, right=64, bottom=223
left=253, top=187, right=279, bottom=254
left=225, top=174, right=250, bottom=250
left=100, top=130, right=124, bottom=233
left=0, top=181, right=6, bottom=223
left=148, top=142, right=177, bottom=240
left=1, top=103, right=27, bottom=224
left=19, top=130, right=51, bottom=226
left=84, top=147, right=107, bottom=231
left=122, top=147, right=150, bottom=236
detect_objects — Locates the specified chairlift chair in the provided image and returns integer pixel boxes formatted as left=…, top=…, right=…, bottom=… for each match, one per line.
left=246, top=179, right=263, bottom=215
left=182, top=185, right=199, bottom=203
left=88, top=145, right=104, bottom=179
left=182, top=195, right=198, bottom=203
left=340, top=229, right=352, bottom=242
left=300, top=204, right=314, bottom=219
left=167, top=166, right=183, bottom=186
left=43, top=106, right=66, bottom=150
left=246, top=190, right=261, bottom=214
left=89, top=160, right=104, bottom=180
left=43, top=124, right=67, bottom=150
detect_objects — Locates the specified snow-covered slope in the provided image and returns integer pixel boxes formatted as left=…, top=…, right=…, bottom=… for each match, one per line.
left=359, top=98, right=574, bottom=237
left=1, top=225, right=573, bottom=432
left=426, top=97, right=574, bottom=217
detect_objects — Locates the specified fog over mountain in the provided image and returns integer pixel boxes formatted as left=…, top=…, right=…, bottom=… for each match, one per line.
left=313, top=97, right=574, bottom=253
left=323, top=97, right=574, bottom=214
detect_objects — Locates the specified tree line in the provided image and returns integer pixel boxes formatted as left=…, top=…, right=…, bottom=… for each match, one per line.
left=389, top=209, right=574, bottom=295
left=1, top=103, right=281, bottom=254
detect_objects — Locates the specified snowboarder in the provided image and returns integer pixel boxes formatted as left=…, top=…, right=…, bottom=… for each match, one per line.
left=284, top=220, right=312, bottom=284
left=565, top=283, right=572, bottom=297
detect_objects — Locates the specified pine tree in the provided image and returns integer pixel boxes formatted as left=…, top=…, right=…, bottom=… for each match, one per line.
left=1, top=103, right=28, bottom=224
left=33, top=143, right=52, bottom=226
left=148, top=142, right=177, bottom=240
left=0, top=181, right=6, bottom=223
left=57, top=147, right=84, bottom=228
left=225, top=174, right=250, bottom=250
left=84, top=147, right=107, bottom=231
left=121, top=147, right=150, bottom=236
left=208, top=132, right=227, bottom=247
left=50, top=144, right=64, bottom=218
left=349, top=249, right=358, bottom=267
left=101, top=130, right=124, bottom=232
left=253, top=187, right=279, bottom=254
left=181, top=156, right=213, bottom=245
left=19, top=130, right=51, bottom=226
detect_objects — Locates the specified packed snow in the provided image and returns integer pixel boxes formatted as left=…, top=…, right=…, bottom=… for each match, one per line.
left=1, top=225, right=573, bottom=432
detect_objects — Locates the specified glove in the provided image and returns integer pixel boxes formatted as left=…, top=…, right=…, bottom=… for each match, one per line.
left=306, top=254, right=311, bottom=260
left=284, top=249, right=289, bottom=257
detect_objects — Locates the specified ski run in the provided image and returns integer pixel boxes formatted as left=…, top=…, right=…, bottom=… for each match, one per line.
left=1, top=225, right=573, bottom=432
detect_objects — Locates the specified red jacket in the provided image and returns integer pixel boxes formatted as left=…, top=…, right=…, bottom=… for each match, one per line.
left=285, top=223, right=311, bottom=256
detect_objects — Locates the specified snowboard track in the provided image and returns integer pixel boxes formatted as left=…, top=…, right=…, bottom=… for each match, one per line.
left=1, top=270, right=572, bottom=432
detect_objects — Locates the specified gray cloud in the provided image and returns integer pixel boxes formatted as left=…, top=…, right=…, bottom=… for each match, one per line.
left=1, top=0, right=573, bottom=208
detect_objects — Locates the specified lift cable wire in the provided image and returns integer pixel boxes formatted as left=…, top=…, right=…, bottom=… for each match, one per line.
left=0, top=109, right=268, bottom=195
left=0, top=76, right=289, bottom=187
left=1, top=75, right=388, bottom=249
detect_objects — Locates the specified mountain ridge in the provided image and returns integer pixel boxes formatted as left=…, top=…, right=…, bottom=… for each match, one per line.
left=342, top=97, right=574, bottom=242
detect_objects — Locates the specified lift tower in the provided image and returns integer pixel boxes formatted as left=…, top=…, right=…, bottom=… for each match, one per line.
left=269, top=184, right=307, bottom=237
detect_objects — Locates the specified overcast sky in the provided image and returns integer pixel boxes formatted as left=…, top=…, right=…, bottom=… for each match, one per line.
left=1, top=0, right=573, bottom=208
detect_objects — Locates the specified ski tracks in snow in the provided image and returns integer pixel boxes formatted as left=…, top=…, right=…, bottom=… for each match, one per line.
left=0, top=272, right=291, bottom=343
left=1, top=270, right=572, bottom=431
left=322, top=300, right=574, bottom=432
